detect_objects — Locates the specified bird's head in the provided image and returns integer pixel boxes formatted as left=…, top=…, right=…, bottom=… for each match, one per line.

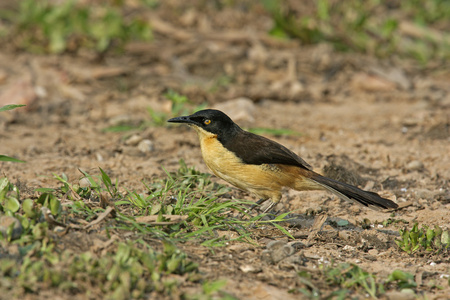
left=168, top=109, right=238, bottom=137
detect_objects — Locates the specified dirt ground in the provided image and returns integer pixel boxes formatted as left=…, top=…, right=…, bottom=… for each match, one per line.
left=0, top=1, right=449, bottom=299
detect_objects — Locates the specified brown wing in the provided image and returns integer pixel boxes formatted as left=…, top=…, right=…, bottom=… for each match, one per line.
left=221, top=130, right=312, bottom=171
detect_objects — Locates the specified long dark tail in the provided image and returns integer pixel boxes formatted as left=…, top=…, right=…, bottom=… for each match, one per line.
left=311, top=175, right=398, bottom=210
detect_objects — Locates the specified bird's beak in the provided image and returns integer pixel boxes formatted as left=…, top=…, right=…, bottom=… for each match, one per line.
left=167, top=115, right=195, bottom=125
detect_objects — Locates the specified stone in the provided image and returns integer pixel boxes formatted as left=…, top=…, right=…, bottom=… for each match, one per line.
left=406, top=160, right=424, bottom=171
left=125, top=134, right=143, bottom=146
left=137, top=139, right=154, bottom=153
left=213, top=98, right=256, bottom=123
left=0, top=216, right=23, bottom=240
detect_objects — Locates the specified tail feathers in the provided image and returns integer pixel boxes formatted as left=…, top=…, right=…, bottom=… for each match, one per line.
left=311, top=175, right=398, bottom=210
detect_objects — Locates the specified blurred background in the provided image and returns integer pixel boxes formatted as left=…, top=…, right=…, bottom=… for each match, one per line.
left=0, top=0, right=449, bottom=120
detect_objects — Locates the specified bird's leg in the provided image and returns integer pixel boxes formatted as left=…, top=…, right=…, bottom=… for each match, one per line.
left=247, top=198, right=267, bottom=212
left=247, top=199, right=277, bottom=215
left=262, top=201, right=276, bottom=214
left=239, top=198, right=268, bottom=218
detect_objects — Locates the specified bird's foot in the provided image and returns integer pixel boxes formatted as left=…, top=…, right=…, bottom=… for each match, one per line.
left=238, top=198, right=267, bottom=218
left=238, top=199, right=280, bottom=220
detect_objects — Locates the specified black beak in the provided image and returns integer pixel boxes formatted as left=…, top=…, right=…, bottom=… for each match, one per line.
left=167, top=115, right=194, bottom=124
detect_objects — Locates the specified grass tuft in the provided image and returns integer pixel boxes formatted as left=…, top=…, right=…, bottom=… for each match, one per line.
left=1, top=0, right=152, bottom=54
left=262, top=0, right=450, bottom=63
left=396, top=222, right=449, bottom=254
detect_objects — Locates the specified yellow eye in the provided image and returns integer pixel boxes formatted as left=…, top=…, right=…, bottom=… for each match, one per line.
left=204, top=119, right=211, bottom=125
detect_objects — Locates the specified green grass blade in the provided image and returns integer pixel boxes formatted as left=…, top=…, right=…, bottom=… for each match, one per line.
left=271, top=222, right=294, bottom=239
left=0, top=104, right=26, bottom=112
left=0, top=155, right=26, bottom=163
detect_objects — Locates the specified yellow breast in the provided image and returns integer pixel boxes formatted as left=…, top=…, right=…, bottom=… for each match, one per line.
left=191, top=125, right=288, bottom=201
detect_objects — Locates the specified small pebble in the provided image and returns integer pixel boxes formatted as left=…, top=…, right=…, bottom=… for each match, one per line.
left=125, top=134, right=143, bottom=146
left=239, top=264, right=261, bottom=273
left=406, top=160, right=424, bottom=171
left=338, top=231, right=350, bottom=240
left=54, top=226, right=66, bottom=233
left=262, top=240, right=296, bottom=264
left=96, top=152, right=104, bottom=162
left=266, top=240, right=287, bottom=250
left=0, top=216, right=23, bottom=240
left=368, top=249, right=378, bottom=256
left=137, top=139, right=154, bottom=153
left=213, top=98, right=255, bottom=123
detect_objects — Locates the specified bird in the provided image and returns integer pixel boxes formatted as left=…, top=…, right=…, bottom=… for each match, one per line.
left=168, top=109, right=398, bottom=213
